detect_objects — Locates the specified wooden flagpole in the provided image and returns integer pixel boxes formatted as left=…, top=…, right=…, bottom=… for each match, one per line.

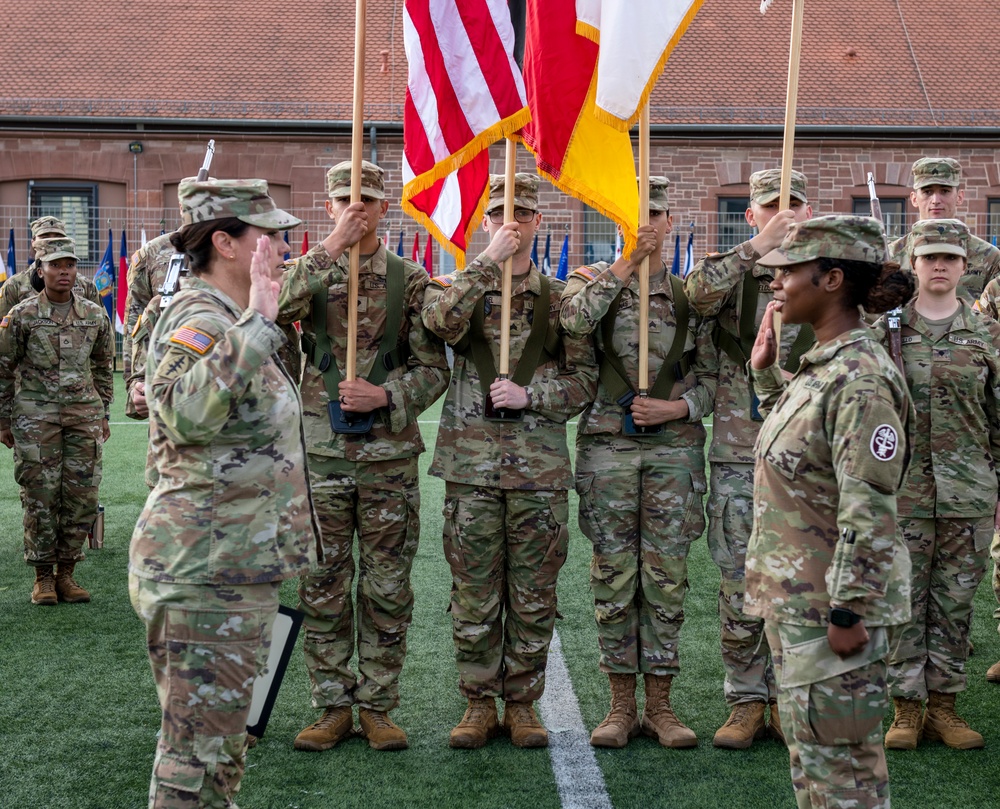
left=346, top=0, right=367, bottom=382
left=498, top=137, right=517, bottom=379
left=773, top=0, right=805, bottom=349
left=637, top=104, right=651, bottom=394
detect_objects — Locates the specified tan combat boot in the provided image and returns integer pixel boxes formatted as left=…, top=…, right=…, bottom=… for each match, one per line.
left=590, top=673, right=639, bottom=748
left=502, top=701, right=548, bottom=748
left=31, top=565, right=58, bottom=606
left=358, top=708, right=408, bottom=751
left=449, top=698, right=499, bottom=749
left=712, top=701, right=766, bottom=749
left=884, top=698, right=923, bottom=750
left=293, top=706, right=354, bottom=751
left=640, top=674, right=697, bottom=749
left=768, top=700, right=785, bottom=745
left=55, top=563, right=91, bottom=603
left=987, top=661, right=1000, bottom=684
left=923, top=692, right=984, bottom=749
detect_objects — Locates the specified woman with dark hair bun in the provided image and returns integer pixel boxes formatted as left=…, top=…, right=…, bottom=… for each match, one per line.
left=747, top=215, right=914, bottom=808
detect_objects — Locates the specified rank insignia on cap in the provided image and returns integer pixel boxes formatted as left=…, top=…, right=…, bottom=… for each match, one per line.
left=170, top=325, right=214, bottom=354
left=870, top=424, right=899, bottom=461
left=0, top=316, right=9, bottom=329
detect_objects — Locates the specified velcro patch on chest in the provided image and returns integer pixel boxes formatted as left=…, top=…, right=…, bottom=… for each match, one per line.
left=169, top=326, right=215, bottom=355
left=366, top=277, right=387, bottom=290
left=901, top=335, right=921, bottom=345
left=949, top=336, right=988, bottom=350
left=870, top=424, right=899, bottom=461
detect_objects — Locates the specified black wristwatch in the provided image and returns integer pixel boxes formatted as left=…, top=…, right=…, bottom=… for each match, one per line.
left=828, top=607, right=861, bottom=628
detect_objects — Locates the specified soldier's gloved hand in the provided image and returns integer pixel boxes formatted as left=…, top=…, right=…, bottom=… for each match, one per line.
left=629, top=396, right=688, bottom=426
left=750, top=300, right=779, bottom=370
left=101, top=418, right=111, bottom=443
left=325, top=202, right=369, bottom=255
left=481, top=223, right=521, bottom=265
left=130, top=381, right=149, bottom=419
left=489, top=378, right=528, bottom=410
left=338, top=379, right=389, bottom=413
left=0, top=427, right=12, bottom=448
left=827, top=620, right=869, bottom=659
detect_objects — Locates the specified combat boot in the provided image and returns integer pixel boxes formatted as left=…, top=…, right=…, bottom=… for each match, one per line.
left=31, top=565, right=57, bottom=606
left=767, top=700, right=785, bottom=745
left=986, top=661, right=1000, bottom=684
left=923, top=692, right=984, bottom=749
left=502, top=701, right=548, bottom=748
left=55, top=563, right=91, bottom=603
left=884, top=698, right=923, bottom=750
left=358, top=708, right=408, bottom=751
left=293, top=706, right=354, bottom=751
left=640, top=674, right=697, bottom=748
left=712, top=701, right=766, bottom=749
left=449, top=698, right=499, bottom=749
left=590, top=673, right=639, bottom=748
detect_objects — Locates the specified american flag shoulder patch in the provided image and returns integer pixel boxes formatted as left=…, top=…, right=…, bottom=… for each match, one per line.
left=571, top=266, right=597, bottom=282
left=0, top=316, right=9, bottom=329
left=170, top=325, right=215, bottom=355
left=430, top=274, right=454, bottom=288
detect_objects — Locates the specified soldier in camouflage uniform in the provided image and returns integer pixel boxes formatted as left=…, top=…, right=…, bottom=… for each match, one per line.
left=888, top=157, right=1000, bottom=302
left=129, top=177, right=321, bottom=809
left=0, top=216, right=101, bottom=319
left=684, top=168, right=813, bottom=748
left=560, top=178, right=716, bottom=749
left=422, top=173, right=597, bottom=749
left=748, top=215, right=914, bottom=809
left=279, top=161, right=449, bottom=753
left=876, top=219, right=1000, bottom=750
left=0, top=236, right=112, bottom=606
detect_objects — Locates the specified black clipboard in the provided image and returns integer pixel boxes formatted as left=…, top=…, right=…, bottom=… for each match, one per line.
left=246, top=604, right=304, bottom=739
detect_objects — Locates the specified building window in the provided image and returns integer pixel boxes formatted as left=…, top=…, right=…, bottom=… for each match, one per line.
left=852, top=197, right=907, bottom=240
left=29, top=182, right=99, bottom=263
left=718, top=197, right=752, bottom=252
left=583, top=206, right=616, bottom=267
left=987, top=199, right=1000, bottom=246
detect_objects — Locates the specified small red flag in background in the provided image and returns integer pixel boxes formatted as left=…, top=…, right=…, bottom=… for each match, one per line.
left=412, top=232, right=420, bottom=263
left=300, top=230, right=309, bottom=256
left=423, top=231, right=433, bottom=276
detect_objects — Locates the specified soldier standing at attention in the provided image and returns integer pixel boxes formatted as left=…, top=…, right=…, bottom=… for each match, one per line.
left=889, top=157, right=1000, bottom=302
left=0, top=216, right=100, bottom=318
left=0, top=237, right=113, bottom=605
left=560, top=178, right=716, bottom=749
left=748, top=215, right=915, bottom=809
left=879, top=219, right=1000, bottom=751
left=683, top=168, right=812, bottom=748
left=279, top=160, right=449, bottom=752
left=422, top=173, right=597, bottom=749
left=129, top=178, right=321, bottom=808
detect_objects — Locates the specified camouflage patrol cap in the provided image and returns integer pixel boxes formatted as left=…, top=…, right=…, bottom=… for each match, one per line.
left=909, top=218, right=968, bottom=258
left=326, top=160, right=385, bottom=200
left=178, top=177, right=302, bottom=229
left=33, top=237, right=78, bottom=263
left=749, top=168, right=808, bottom=205
left=485, top=173, right=540, bottom=214
left=912, top=157, right=962, bottom=189
left=758, top=215, right=887, bottom=268
left=30, top=216, right=67, bottom=239
left=645, top=176, right=671, bottom=212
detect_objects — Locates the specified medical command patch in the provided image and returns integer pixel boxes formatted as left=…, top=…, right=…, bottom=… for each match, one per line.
left=170, top=326, right=215, bottom=354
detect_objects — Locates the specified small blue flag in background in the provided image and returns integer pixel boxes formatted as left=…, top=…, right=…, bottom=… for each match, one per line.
left=93, top=228, right=115, bottom=322
left=556, top=233, right=569, bottom=281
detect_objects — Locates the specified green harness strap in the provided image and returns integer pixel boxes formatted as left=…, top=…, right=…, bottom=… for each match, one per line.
left=598, top=273, right=692, bottom=402
left=307, top=251, right=408, bottom=400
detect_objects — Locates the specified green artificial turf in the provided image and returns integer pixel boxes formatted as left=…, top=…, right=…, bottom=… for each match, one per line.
left=1, top=374, right=997, bottom=808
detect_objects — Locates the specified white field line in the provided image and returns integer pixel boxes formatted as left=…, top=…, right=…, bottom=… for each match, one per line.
left=538, top=630, right=613, bottom=809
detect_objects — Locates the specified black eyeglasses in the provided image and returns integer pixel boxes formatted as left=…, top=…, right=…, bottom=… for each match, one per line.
left=488, top=208, right=537, bottom=224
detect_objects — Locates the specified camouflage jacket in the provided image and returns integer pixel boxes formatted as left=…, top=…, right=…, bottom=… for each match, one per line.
left=975, top=276, right=1000, bottom=320
left=684, top=242, right=812, bottom=464
left=745, top=328, right=912, bottom=627
left=0, top=291, right=113, bottom=428
left=873, top=299, right=1000, bottom=518
left=560, top=261, right=716, bottom=445
left=422, top=256, right=598, bottom=491
left=129, top=277, right=321, bottom=585
left=122, top=233, right=175, bottom=403
left=890, top=229, right=1000, bottom=302
left=277, top=241, right=449, bottom=462
left=0, top=267, right=101, bottom=319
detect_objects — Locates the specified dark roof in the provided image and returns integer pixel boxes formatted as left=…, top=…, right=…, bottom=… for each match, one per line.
left=1, top=0, right=996, bottom=128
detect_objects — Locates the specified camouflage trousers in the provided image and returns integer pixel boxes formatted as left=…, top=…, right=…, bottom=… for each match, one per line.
left=766, top=622, right=891, bottom=809
left=706, top=462, right=776, bottom=704
left=12, top=415, right=102, bottom=565
left=299, top=454, right=420, bottom=711
left=992, top=529, right=1000, bottom=626
left=129, top=573, right=279, bottom=809
left=888, top=516, right=992, bottom=699
left=443, top=482, right=569, bottom=702
left=575, top=435, right=706, bottom=675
